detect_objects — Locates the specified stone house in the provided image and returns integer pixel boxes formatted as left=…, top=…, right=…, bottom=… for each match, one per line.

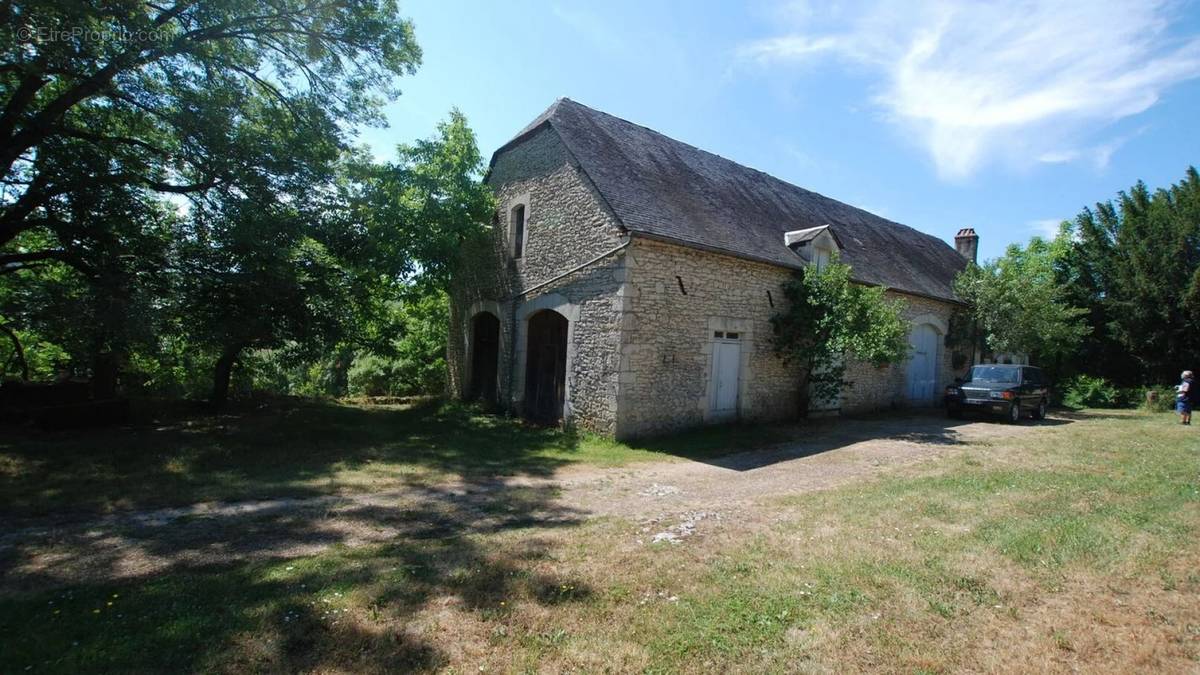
left=448, top=98, right=978, bottom=439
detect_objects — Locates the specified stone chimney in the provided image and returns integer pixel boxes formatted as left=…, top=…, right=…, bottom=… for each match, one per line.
left=955, top=228, right=979, bottom=263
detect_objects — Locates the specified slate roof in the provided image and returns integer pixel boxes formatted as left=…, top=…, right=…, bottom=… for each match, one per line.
left=492, top=98, right=966, bottom=303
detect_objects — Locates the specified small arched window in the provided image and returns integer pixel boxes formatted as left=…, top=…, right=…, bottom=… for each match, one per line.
left=511, top=204, right=526, bottom=258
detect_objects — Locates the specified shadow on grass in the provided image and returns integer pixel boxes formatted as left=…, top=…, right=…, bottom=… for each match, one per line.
left=0, top=397, right=599, bottom=671
left=627, top=408, right=1078, bottom=472
left=0, top=462, right=590, bottom=673
left=0, top=398, right=581, bottom=518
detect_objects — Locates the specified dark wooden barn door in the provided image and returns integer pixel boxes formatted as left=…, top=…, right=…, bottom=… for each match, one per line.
left=469, top=312, right=500, bottom=403
left=524, top=310, right=567, bottom=424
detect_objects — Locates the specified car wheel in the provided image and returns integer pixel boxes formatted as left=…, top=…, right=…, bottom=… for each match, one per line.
left=1032, top=399, right=1047, bottom=420
left=1007, top=401, right=1021, bottom=423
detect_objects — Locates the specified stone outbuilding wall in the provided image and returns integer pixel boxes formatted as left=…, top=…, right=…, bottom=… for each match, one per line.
left=611, top=238, right=964, bottom=438
left=447, top=125, right=629, bottom=435
left=613, top=238, right=802, bottom=438
left=839, top=293, right=963, bottom=414
left=449, top=126, right=968, bottom=439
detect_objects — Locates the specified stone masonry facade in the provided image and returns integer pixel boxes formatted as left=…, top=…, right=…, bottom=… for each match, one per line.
left=613, top=238, right=963, bottom=438
left=449, top=128, right=968, bottom=439
left=448, top=126, right=630, bottom=435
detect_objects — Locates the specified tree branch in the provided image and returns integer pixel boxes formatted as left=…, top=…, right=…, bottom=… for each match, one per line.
left=0, top=323, right=30, bottom=381
left=0, top=248, right=94, bottom=276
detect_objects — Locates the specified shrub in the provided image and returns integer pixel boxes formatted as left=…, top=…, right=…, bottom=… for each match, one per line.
left=1141, top=386, right=1177, bottom=413
left=347, top=354, right=399, bottom=397
left=1061, top=375, right=1123, bottom=409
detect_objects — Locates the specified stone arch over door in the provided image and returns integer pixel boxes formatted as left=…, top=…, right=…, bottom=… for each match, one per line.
left=514, top=293, right=580, bottom=424
left=468, top=311, right=500, bottom=403
left=524, top=310, right=568, bottom=423
left=905, top=315, right=946, bottom=405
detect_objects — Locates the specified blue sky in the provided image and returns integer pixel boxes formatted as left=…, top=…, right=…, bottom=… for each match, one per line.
left=359, top=0, right=1200, bottom=261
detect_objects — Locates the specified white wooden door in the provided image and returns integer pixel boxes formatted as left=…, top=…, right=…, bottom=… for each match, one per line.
left=905, top=324, right=938, bottom=403
left=711, top=340, right=741, bottom=415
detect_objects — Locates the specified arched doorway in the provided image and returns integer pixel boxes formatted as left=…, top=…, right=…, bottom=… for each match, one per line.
left=469, top=312, right=500, bottom=403
left=524, top=310, right=568, bottom=424
left=905, top=323, right=939, bottom=404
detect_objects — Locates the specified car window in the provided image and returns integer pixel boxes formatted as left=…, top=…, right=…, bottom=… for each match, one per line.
left=1022, top=368, right=1039, bottom=384
left=968, top=366, right=1019, bottom=383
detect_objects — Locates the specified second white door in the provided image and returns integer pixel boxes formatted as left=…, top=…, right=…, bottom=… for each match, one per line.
left=711, top=340, right=741, bottom=415
left=905, top=323, right=938, bottom=404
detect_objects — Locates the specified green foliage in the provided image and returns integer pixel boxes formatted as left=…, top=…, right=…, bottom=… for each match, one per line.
left=771, top=259, right=909, bottom=414
left=0, top=101, right=490, bottom=406
left=0, top=0, right=421, bottom=248
left=1060, top=375, right=1123, bottom=409
left=243, top=349, right=350, bottom=399
left=0, top=0, right=468, bottom=406
left=951, top=166, right=1200, bottom=390
left=345, top=110, right=496, bottom=292
left=348, top=291, right=450, bottom=397
left=953, top=237, right=1090, bottom=366
left=1141, top=386, right=1177, bottom=413
left=1057, top=167, right=1200, bottom=385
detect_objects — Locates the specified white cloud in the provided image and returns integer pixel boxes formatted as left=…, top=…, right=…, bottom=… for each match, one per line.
left=738, top=1, right=1200, bottom=180
left=1037, top=126, right=1147, bottom=169
left=739, top=35, right=841, bottom=64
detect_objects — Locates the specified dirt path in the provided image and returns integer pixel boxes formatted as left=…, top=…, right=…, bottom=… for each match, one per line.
left=0, top=412, right=1058, bottom=592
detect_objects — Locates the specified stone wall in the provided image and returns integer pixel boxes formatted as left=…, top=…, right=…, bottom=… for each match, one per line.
left=447, top=126, right=628, bottom=434
left=490, top=127, right=626, bottom=291
left=511, top=258, right=627, bottom=435
left=614, top=238, right=964, bottom=438
left=839, top=292, right=964, bottom=413
left=615, top=238, right=804, bottom=438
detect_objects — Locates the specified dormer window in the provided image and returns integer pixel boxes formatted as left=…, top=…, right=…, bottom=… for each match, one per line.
left=813, top=245, right=832, bottom=271
left=783, top=224, right=843, bottom=271
left=511, top=204, right=526, bottom=258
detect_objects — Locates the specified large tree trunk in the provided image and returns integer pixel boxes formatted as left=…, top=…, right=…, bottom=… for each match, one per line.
left=210, top=344, right=244, bottom=410
left=91, top=351, right=121, bottom=399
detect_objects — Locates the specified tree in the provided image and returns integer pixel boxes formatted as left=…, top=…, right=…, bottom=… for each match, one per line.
left=771, top=259, right=910, bottom=417
left=180, top=110, right=492, bottom=407
left=0, top=0, right=420, bottom=252
left=1058, top=167, right=1200, bottom=385
left=0, top=185, right=176, bottom=392
left=175, top=196, right=353, bottom=407
left=953, top=237, right=1090, bottom=371
left=0, top=1, right=432, bottom=402
left=347, top=290, right=450, bottom=397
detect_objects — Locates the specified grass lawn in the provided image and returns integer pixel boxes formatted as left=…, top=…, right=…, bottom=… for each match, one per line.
left=1, top=407, right=1198, bottom=672
left=0, top=398, right=788, bottom=517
